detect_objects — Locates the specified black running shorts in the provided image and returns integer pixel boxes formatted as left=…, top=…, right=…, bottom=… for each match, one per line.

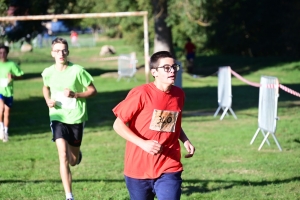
left=50, top=121, right=84, bottom=147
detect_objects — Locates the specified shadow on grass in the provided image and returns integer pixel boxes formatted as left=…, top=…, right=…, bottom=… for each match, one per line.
left=1, top=176, right=300, bottom=196
left=20, top=67, right=117, bottom=80
left=183, top=83, right=300, bottom=114
left=190, top=55, right=300, bottom=77
left=182, top=176, right=300, bottom=195
left=10, top=83, right=300, bottom=137
left=0, top=179, right=124, bottom=184
left=294, top=139, right=300, bottom=144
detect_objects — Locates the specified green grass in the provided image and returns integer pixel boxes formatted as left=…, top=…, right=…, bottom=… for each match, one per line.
left=1, top=38, right=300, bottom=199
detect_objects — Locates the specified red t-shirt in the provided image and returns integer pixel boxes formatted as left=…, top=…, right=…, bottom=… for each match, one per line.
left=70, top=32, right=78, bottom=39
left=112, top=83, right=185, bottom=179
left=185, top=42, right=196, bottom=54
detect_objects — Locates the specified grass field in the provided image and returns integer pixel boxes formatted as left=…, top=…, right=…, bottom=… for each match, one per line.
left=1, top=37, right=300, bottom=200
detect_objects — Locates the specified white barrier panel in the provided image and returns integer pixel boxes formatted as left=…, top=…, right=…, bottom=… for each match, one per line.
left=117, top=53, right=137, bottom=82
left=250, top=76, right=282, bottom=151
left=214, top=66, right=237, bottom=120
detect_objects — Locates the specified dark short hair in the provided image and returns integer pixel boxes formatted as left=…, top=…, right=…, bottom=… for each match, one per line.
left=0, top=44, right=9, bottom=54
left=150, top=51, right=174, bottom=70
left=51, top=37, right=69, bottom=49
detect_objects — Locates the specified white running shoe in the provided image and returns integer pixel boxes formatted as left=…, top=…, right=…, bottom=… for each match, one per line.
left=3, top=132, right=8, bottom=142
left=0, top=129, right=4, bottom=140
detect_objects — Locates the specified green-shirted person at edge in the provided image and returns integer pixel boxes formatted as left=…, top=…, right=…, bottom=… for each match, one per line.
left=0, top=44, right=24, bottom=142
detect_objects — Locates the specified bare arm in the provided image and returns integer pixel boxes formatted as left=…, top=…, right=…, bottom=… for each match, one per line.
left=64, top=82, right=97, bottom=98
left=113, top=117, right=162, bottom=155
left=42, top=85, right=55, bottom=108
left=7, top=73, right=22, bottom=83
left=179, top=128, right=195, bottom=158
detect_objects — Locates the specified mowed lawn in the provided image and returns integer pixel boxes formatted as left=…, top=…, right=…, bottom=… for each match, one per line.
left=1, top=39, right=300, bottom=200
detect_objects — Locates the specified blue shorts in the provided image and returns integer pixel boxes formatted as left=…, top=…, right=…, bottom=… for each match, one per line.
left=0, top=94, right=13, bottom=108
left=186, top=53, right=195, bottom=61
left=124, top=171, right=182, bottom=200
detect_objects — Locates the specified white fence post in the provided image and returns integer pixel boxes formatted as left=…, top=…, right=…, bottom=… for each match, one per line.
left=174, top=61, right=182, bottom=88
left=214, top=66, right=237, bottom=120
left=117, top=53, right=137, bottom=82
left=250, top=76, right=282, bottom=151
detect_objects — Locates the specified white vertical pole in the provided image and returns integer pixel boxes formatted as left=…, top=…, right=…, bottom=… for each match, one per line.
left=175, top=61, right=182, bottom=88
left=143, top=12, right=150, bottom=83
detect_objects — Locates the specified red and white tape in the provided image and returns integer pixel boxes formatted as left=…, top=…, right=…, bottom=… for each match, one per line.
left=229, top=68, right=300, bottom=98
left=230, top=69, right=261, bottom=87
left=279, top=84, right=300, bottom=98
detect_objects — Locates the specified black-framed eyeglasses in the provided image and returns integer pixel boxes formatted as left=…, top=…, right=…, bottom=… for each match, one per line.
left=157, top=64, right=180, bottom=72
left=52, top=49, right=68, bottom=54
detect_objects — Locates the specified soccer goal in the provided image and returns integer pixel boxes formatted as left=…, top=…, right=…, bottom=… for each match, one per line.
left=0, top=12, right=150, bottom=83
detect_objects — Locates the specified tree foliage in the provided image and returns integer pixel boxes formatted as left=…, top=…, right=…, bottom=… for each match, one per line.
left=80, top=0, right=153, bottom=51
left=151, top=0, right=174, bottom=54
left=1, top=0, right=96, bottom=42
left=2, top=0, right=300, bottom=57
left=167, top=0, right=300, bottom=57
left=204, top=0, right=300, bottom=57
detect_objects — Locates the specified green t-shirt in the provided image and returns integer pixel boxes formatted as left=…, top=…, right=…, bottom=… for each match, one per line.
left=0, top=60, right=24, bottom=97
left=41, top=62, right=94, bottom=124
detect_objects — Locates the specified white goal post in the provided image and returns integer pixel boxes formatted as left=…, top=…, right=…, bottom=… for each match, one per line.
left=0, top=12, right=150, bottom=83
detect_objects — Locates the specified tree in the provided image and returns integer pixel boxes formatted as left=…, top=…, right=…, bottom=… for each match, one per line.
left=1, top=0, right=96, bottom=42
left=2, top=0, right=208, bottom=57
left=4, top=0, right=300, bottom=57
left=167, top=0, right=210, bottom=55
left=204, top=0, right=300, bottom=57
left=151, top=0, right=174, bottom=55
left=84, top=0, right=176, bottom=55
left=2, top=0, right=48, bottom=42
left=80, top=0, right=154, bottom=53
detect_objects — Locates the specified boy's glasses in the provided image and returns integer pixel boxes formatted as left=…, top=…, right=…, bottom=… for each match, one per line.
left=157, top=64, right=180, bottom=72
left=52, top=49, right=68, bottom=54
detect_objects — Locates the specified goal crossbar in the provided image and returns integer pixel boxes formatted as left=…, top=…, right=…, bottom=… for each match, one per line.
left=0, top=11, right=150, bottom=83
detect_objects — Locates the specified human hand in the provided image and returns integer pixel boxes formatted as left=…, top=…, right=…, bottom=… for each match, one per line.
left=183, top=140, right=195, bottom=158
left=46, top=99, right=56, bottom=108
left=64, top=88, right=76, bottom=98
left=7, top=73, right=12, bottom=83
left=141, top=140, right=163, bottom=155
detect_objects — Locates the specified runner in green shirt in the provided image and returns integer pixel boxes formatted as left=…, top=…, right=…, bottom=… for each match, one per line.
left=0, top=44, right=24, bottom=142
left=42, top=37, right=97, bottom=200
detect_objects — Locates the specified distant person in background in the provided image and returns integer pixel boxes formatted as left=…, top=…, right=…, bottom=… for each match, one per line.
left=184, top=38, right=196, bottom=73
left=184, top=37, right=196, bottom=61
left=0, top=44, right=24, bottom=142
left=70, top=30, right=79, bottom=47
left=41, top=37, right=97, bottom=200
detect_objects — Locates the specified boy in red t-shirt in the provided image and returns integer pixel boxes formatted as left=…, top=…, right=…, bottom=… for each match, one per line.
left=112, top=51, right=195, bottom=200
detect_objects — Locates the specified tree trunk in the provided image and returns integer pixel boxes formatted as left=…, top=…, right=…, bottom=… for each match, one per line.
left=151, top=0, right=174, bottom=56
